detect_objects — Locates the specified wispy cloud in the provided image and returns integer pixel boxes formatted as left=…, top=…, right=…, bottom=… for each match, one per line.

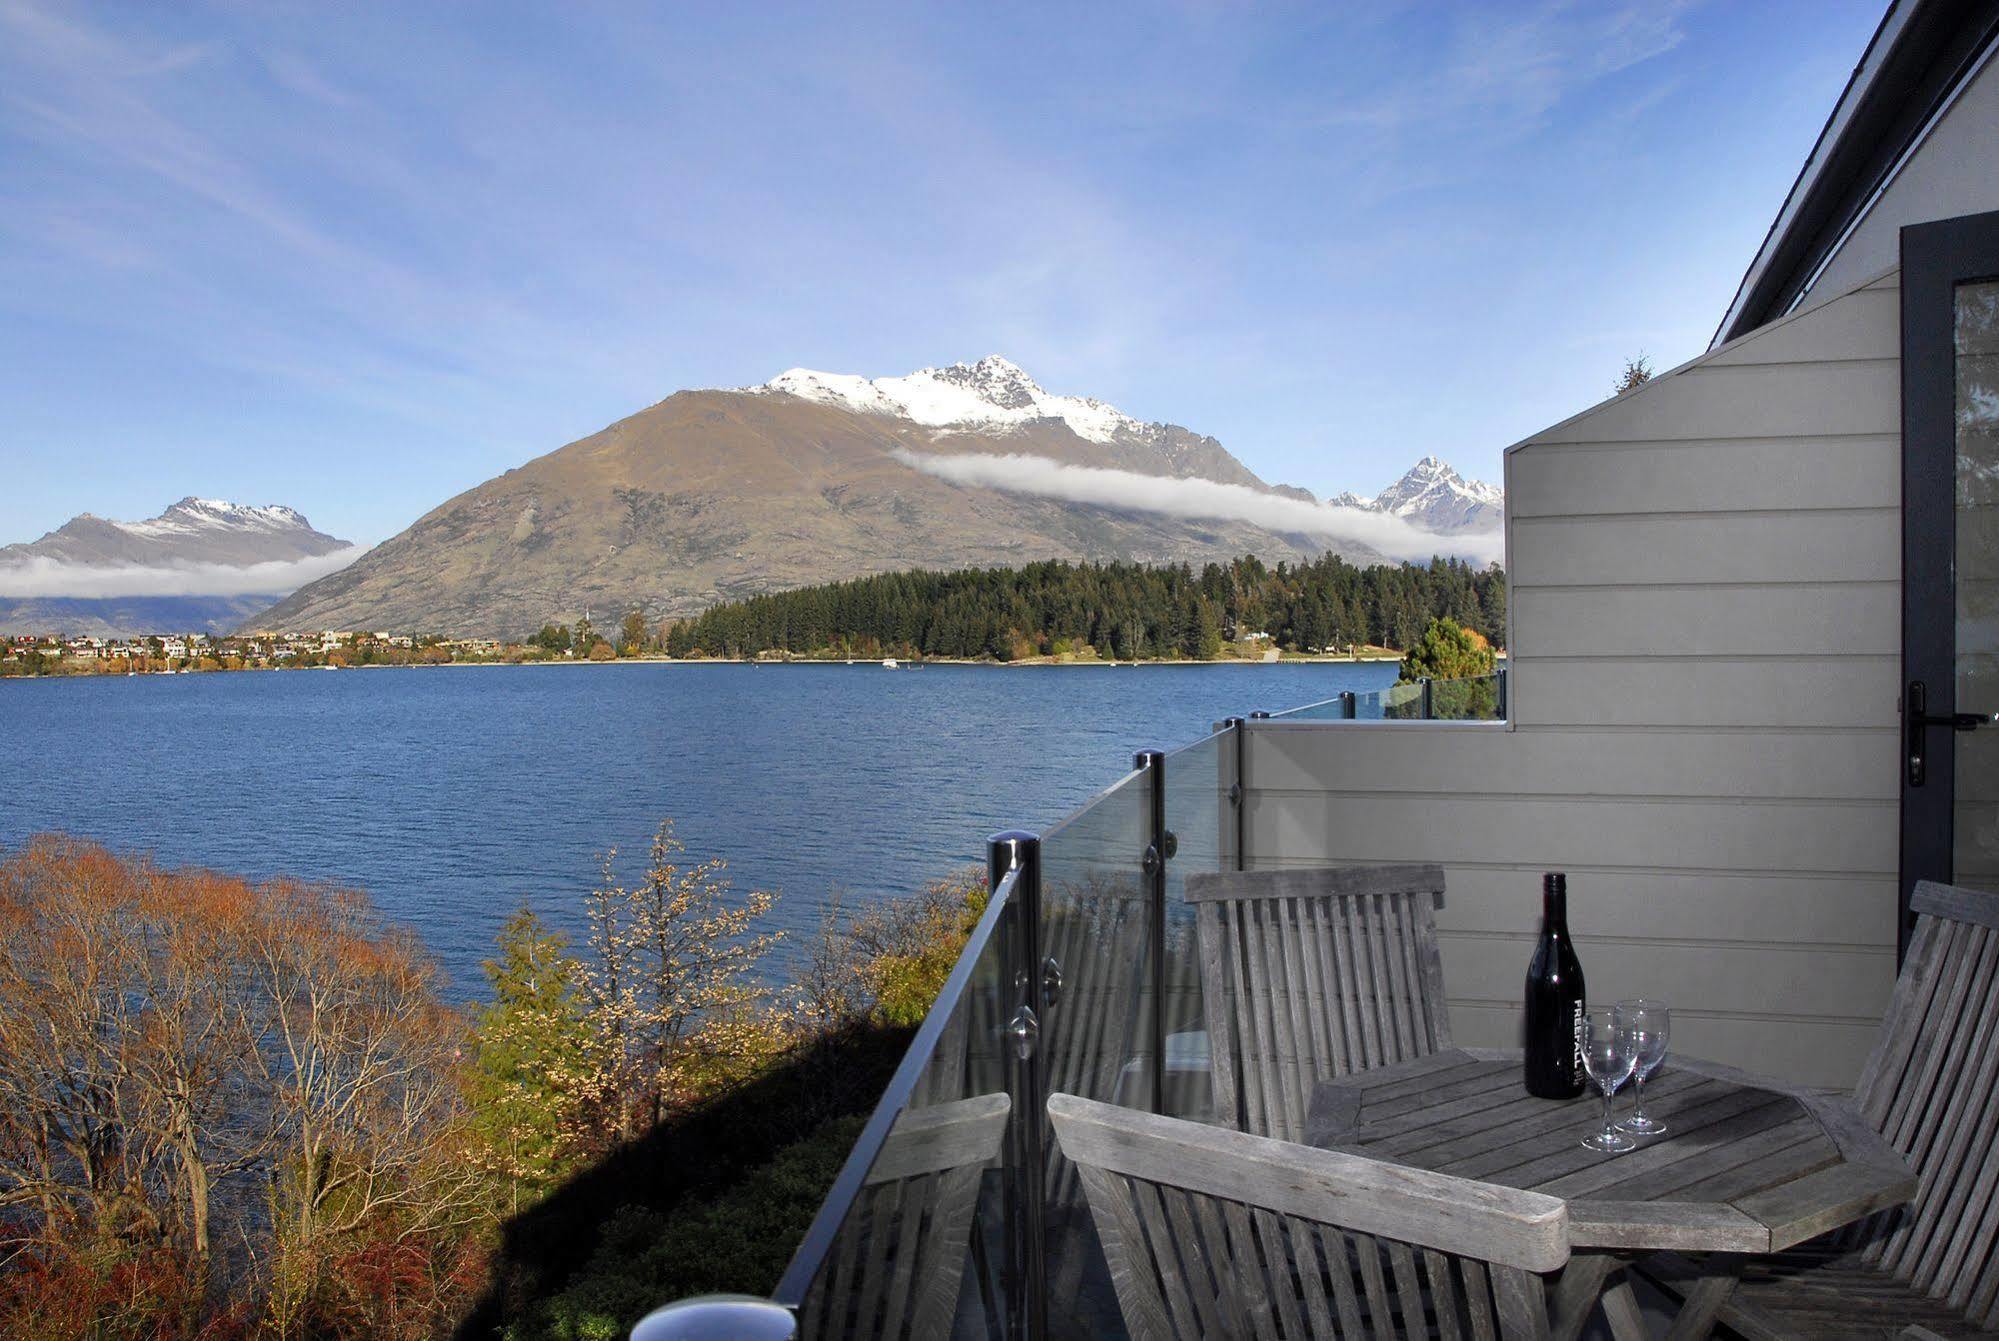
left=1311, top=1, right=1690, bottom=136
left=0, top=547, right=363, bottom=598
left=893, top=450, right=1502, bottom=565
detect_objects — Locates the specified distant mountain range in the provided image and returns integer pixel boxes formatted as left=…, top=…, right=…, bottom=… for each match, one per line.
left=0, top=498, right=355, bottom=637
left=4, top=361, right=1503, bottom=640
left=248, top=358, right=1500, bottom=639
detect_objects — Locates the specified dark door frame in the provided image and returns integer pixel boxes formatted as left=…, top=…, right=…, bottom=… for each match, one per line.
left=1900, top=207, right=1999, bottom=958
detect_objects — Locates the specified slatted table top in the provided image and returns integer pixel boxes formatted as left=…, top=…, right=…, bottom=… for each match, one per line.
left=1306, top=1047, right=1916, bottom=1255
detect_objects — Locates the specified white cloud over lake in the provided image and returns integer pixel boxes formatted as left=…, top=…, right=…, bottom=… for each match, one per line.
left=0, top=546, right=364, bottom=598
left=892, top=450, right=1503, bottom=566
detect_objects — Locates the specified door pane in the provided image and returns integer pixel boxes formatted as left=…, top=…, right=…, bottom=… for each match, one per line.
left=1954, top=279, right=1999, bottom=883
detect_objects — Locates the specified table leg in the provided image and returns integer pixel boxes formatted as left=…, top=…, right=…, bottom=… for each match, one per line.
left=1662, top=1254, right=1745, bottom=1341
left=1550, top=1254, right=1615, bottom=1341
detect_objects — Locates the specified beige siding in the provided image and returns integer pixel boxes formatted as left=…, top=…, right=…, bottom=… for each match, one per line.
left=1237, top=272, right=1905, bottom=1089
left=1808, top=51, right=1999, bottom=306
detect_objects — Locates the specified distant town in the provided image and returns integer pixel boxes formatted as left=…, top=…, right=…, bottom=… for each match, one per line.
left=1, top=629, right=514, bottom=676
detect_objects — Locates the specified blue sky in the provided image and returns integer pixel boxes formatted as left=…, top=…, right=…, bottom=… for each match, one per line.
left=0, top=0, right=1886, bottom=548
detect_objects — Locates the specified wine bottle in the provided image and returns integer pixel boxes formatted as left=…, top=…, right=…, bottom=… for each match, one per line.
left=1523, top=872, right=1586, bottom=1098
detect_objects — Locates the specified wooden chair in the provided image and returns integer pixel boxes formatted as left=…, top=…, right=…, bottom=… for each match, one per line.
left=1650, top=880, right=1999, bottom=1340
left=1188, top=864, right=1452, bottom=1141
left=1049, top=1091, right=1569, bottom=1340
left=799, top=1092, right=1010, bottom=1341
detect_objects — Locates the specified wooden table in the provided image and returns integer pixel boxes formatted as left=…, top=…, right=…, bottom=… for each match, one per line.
left=1306, top=1048, right=1916, bottom=1341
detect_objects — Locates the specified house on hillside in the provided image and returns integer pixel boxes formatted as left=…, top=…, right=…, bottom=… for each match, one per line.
left=1246, top=0, right=1999, bottom=1088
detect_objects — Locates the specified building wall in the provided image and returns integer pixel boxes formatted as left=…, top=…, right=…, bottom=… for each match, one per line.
left=1239, top=268, right=1903, bottom=1089
left=1805, top=46, right=1999, bottom=307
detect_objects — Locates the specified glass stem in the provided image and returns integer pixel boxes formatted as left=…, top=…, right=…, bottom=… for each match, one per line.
left=1601, top=1085, right=1614, bottom=1140
left=1632, top=1073, right=1645, bottom=1122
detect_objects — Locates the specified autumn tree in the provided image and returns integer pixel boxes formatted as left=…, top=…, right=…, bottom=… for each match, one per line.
left=1398, top=616, right=1495, bottom=683
left=583, top=822, right=785, bottom=1136
left=800, top=870, right=988, bottom=1029
left=0, top=837, right=483, bottom=1339
left=1398, top=618, right=1500, bottom=719
left=618, top=610, right=649, bottom=657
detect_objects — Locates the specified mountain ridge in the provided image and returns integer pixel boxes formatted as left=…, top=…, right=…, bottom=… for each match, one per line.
left=253, top=358, right=1502, bottom=638
left=0, top=498, right=354, bottom=636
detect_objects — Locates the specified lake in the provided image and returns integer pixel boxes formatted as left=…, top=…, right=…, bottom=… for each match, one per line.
left=0, top=660, right=1398, bottom=997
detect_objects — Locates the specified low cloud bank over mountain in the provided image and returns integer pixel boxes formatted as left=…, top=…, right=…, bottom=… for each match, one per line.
left=0, top=547, right=362, bottom=599
left=893, top=449, right=1503, bottom=566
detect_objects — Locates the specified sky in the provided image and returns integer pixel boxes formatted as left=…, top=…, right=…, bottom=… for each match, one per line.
left=0, top=0, right=1889, bottom=549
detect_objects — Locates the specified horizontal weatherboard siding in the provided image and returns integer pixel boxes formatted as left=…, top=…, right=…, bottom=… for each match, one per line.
left=1247, top=726, right=1896, bottom=800
left=1230, top=269, right=1908, bottom=1087
left=1505, top=656, right=1898, bottom=729
left=1249, top=855, right=1897, bottom=949
left=1507, top=435, right=1900, bottom=516
left=1534, top=360, right=1899, bottom=444
left=1244, top=794, right=1894, bottom=876
left=1511, top=584, right=1899, bottom=658
left=1508, top=511, right=1898, bottom=587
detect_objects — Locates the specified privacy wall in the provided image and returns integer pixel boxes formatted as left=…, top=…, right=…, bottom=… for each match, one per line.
left=1239, top=268, right=1904, bottom=1088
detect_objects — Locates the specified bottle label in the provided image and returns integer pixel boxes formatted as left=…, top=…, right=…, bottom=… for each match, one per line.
left=1571, top=1001, right=1585, bottom=1077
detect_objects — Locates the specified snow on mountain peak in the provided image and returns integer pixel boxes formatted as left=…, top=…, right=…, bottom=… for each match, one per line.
left=1363, top=458, right=1503, bottom=533
left=746, top=356, right=1146, bottom=444
left=114, top=498, right=317, bottom=539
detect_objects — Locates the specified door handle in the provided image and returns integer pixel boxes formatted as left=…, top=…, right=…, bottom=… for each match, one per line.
left=1906, top=680, right=1999, bottom=787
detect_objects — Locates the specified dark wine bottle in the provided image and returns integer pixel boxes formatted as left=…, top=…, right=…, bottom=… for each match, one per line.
left=1523, top=872, right=1586, bottom=1098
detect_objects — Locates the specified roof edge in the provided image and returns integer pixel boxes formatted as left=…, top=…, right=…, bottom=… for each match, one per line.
left=1711, top=0, right=1999, bottom=349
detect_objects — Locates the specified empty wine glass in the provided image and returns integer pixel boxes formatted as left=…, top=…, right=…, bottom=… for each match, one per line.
left=1579, top=1008, right=1638, bottom=1153
left=1615, top=999, right=1670, bottom=1137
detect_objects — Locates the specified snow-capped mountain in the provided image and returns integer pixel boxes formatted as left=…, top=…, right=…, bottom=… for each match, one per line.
left=1340, top=458, right=1503, bottom=535
left=4, top=497, right=351, bottom=569
left=261, top=357, right=1506, bottom=637
left=114, top=498, right=316, bottom=542
left=749, top=355, right=1144, bottom=444
left=0, top=498, right=356, bottom=635
left=744, top=355, right=1268, bottom=488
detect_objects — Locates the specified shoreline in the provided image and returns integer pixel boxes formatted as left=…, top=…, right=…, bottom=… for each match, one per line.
left=0, top=651, right=1456, bottom=681
left=413, top=652, right=1414, bottom=669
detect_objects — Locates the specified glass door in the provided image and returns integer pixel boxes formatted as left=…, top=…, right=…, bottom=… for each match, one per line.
left=1902, top=209, right=1999, bottom=953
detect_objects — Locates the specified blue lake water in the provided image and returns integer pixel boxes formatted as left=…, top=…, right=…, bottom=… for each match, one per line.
left=0, top=661, right=1397, bottom=998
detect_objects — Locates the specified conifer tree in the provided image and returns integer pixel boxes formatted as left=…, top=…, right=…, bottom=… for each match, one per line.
left=468, top=908, right=604, bottom=1212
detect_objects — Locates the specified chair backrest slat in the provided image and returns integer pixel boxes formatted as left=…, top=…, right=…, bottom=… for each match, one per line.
left=1189, top=864, right=1451, bottom=1139
left=802, top=1093, right=1009, bottom=1341
left=1051, top=1093, right=1567, bottom=1340
left=1854, top=880, right=1999, bottom=1328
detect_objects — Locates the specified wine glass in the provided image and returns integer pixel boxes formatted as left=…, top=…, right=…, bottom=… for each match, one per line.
left=1614, top=999, right=1670, bottom=1137
left=1579, top=1009, right=1637, bottom=1153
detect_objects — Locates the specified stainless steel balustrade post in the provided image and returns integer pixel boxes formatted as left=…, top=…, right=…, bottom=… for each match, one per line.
left=989, top=830, right=1047, bottom=1341
left=1421, top=675, right=1434, bottom=719
left=1223, top=717, right=1247, bottom=872
left=1497, top=666, right=1508, bottom=719
left=1135, top=750, right=1170, bottom=1116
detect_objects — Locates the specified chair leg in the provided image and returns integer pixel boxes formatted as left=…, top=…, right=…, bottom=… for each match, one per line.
left=1551, top=1255, right=1615, bottom=1341
left=1663, top=1254, right=1746, bottom=1341
left=1601, top=1276, right=1651, bottom=1341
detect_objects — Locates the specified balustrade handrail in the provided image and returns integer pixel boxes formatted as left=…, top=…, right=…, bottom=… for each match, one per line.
left=769, top=863, right=1020, bottom=1308
left=1264, top=666, right=1508, bottom=722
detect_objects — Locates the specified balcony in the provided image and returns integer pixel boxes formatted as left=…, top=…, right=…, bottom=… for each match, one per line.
left=639, top=674, right=1543, bottom=1336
